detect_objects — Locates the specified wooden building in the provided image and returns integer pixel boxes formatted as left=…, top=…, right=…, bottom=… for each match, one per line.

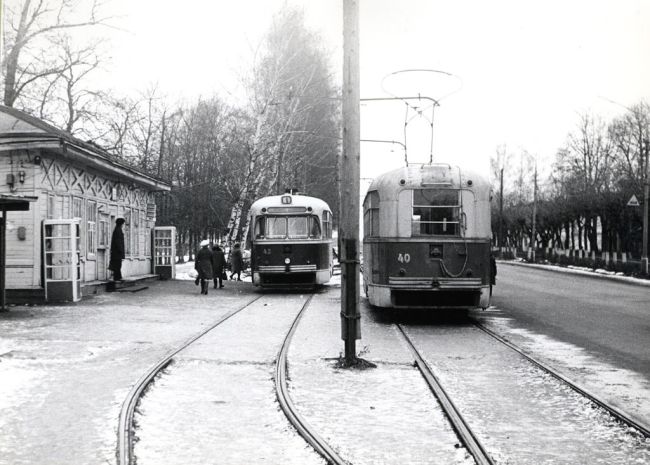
left=0, top=105, right=170, bottom=302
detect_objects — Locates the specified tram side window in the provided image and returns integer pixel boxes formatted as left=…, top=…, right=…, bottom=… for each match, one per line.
left=412, top=189, right=460, bottom=236
left=254, top=217, right=266, bottom=238
left=322, top=211, right=332, bottom=239
left=363, top=191, right=380, bottom=238
left=308, top=216, right=322, bottom=239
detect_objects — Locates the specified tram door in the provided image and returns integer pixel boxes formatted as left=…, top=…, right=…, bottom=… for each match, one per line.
left=43, top=219, right=81, bottom=302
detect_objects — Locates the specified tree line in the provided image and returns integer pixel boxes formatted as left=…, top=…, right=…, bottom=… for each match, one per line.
left=492, top=102, right=649, bottom=265
left=2, top=1, right=340, bottom=259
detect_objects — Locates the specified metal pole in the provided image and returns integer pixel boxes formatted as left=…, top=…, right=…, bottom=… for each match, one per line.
left=642, top=139, right=649, bottom=275
left=340, top=0, right=360, bottom=364
left=531, top=161, right=537, bottom=262
left=499, top=167, right=504, bottom=256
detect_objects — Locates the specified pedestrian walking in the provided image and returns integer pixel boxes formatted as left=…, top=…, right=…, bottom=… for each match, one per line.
left=229, top=242, right=243, bottom=281
left=195, top=239, right=214, bottom=294
left=212, top=245, right=226, bottom=289
left=109, top=217, right=125, bottom=282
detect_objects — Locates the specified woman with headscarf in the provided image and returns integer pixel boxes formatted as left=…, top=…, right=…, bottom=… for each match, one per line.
left=195, top=239, right=214, bottom=294
left=109, top=217, right=125, bottom=281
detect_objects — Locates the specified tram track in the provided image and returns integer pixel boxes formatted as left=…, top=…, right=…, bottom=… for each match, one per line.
left=396, top=324, right=495, bottom=465
left=116, top=295, right=263, bottom=465
left=275, top=294, right=348, bottom=465
left=117, top=292, right=345, bottom=465
left=474, top=322, right=650, bottom=438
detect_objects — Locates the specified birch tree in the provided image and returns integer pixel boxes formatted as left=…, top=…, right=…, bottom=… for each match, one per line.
left=224, top=7, right=340, bottom=244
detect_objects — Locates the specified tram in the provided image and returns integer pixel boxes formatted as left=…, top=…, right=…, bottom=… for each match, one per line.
left=362, top=163, right=493, bottom=309
left=247, top=193, right=334, bottom=287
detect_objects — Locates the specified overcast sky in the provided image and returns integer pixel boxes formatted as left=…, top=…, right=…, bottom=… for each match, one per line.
left=106, top=0, right=650, bottom=181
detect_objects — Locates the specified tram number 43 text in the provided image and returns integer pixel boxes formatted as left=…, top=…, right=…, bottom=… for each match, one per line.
left=397, top=253, right=411, bottom=263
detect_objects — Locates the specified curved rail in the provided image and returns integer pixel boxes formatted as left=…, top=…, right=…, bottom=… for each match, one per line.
left=396, top=325, right=495, bottom=465
left=275, top=294, right=348, bottom=465
left=475, top=323, right=650, bottom=438
left=117, top=295, right=263, bottom=465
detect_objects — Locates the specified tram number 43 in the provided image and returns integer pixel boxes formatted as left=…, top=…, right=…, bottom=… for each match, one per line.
left=397, top=253, right=411, bottom=263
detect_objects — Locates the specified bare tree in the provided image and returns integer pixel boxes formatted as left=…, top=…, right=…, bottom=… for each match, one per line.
left=2, top=0, right=111, bottom=107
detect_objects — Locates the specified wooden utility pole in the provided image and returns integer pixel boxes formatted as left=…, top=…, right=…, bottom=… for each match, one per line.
left=340, top=0, right=361, bottom=364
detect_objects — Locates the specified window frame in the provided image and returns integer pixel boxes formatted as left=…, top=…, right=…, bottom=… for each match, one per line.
left=86, top=199, right=97, bottom=259
left=254, top=214, right=323, bottom=240
left=411, top=188, right=461, bottom=237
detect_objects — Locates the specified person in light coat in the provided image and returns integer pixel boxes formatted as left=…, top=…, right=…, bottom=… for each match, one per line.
left=194, top=239, right=214, bottom=294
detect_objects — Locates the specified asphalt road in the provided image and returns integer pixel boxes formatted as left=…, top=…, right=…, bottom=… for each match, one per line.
left=489, top=262, right=650, bottom=377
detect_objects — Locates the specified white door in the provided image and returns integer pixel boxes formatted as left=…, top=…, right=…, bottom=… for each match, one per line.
left=43, top=219, right=81, bottom=302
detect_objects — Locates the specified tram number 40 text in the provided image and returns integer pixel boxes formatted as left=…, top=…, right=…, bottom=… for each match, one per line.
left=397, top=253, right=411, bottom=263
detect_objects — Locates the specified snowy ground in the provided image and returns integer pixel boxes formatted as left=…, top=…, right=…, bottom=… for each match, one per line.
left=0, top=260, right=648, bottom=464
left=502, top=258, right=650, bottom=287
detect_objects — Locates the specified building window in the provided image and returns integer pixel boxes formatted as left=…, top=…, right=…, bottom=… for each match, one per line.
left=133, top=208, right=140, bottom=256
left=99, top=216, right=109, bottom=247
left=47, top=194, right=55, bottom=219
left=72, top=197, right=83, bottom=219
left=86, top=200, right=96, bottom=257
left=411, top=189, right=460, bottom=236
left=124, top=208, right=131, bottom=255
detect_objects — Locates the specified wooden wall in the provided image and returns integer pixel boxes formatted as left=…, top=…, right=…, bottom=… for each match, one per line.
left=1, top=148, right=159, bottom=290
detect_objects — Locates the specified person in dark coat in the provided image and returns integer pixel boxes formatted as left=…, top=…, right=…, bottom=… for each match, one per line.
left=229, top=243, right=243, bottom=281
left=109, top=217, right=125, bottom=281
left=195, top=239, right=214, bottom=294
left=211, top=245, right=226, bottom=289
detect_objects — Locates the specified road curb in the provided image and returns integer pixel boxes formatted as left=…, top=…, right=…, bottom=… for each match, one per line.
left=497, top=260, right=650, bottom=287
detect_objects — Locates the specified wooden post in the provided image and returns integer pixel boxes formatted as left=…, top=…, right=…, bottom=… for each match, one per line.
left=340, top=0, right=361, bottom=364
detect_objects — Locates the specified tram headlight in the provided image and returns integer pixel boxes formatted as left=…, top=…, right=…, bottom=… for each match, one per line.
left=285, top=257, right=291, bottom=265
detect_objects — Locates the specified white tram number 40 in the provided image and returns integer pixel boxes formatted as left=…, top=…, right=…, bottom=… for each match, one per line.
left=397, top=253, right=411, bottom=263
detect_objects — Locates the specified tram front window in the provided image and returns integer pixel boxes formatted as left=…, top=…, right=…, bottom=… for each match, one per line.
left=255, top=215, right=322, bottom=239
left=288, top=217, right=308, bottom=238
left=412, top=189, right=460, bottom=236
left=266, top=216, right=287, bottom=239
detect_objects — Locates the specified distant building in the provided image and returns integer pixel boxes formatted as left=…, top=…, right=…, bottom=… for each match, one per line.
left=0, top=105, right=170, bottom=303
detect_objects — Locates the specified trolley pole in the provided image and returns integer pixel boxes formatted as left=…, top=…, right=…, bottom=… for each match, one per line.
left=642, top=139, right=649, bottom=275
left=340, top=0, right=361, bottom=364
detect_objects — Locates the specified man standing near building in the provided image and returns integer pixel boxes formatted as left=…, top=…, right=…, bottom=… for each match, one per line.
left=109, top=217, right=125, bottom=281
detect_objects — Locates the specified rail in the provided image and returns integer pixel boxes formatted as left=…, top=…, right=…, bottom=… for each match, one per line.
left=475, top=323, right=650, bottom=438
left=116, top=295, right=263, bottom=465
left=275, top=294, right=349, bottom=465
left=397, top=324, right=496, bottom=465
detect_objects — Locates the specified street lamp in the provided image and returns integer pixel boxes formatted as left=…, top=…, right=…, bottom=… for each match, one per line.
left=642, top=138, right=649, bottom=275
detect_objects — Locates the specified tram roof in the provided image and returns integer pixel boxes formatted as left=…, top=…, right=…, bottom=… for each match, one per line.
left=366, top=164, right=491, bottom=197
left=249, top=194, right=331, bottom=213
